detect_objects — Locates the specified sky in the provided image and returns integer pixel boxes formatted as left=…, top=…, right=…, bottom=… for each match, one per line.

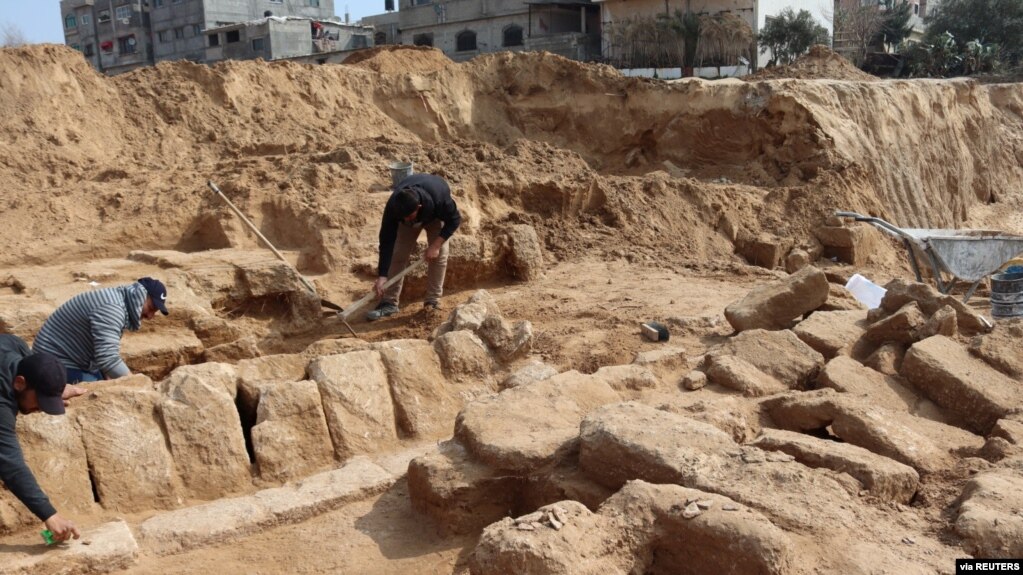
left=0, top=1, right=385, bottom=45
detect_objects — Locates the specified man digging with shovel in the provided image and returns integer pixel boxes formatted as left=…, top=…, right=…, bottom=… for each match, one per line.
left=367, top=173, right=461, bottom=321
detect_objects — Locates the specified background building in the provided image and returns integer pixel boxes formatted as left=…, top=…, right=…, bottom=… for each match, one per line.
left=363, top=0, right=600, bottom=63
left=60, top=0, right=372, bottom=74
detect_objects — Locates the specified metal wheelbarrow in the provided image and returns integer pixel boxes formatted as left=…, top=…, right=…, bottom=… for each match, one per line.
left=835, top=211, right=1023, bottom=303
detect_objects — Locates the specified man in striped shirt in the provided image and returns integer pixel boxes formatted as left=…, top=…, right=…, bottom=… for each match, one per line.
left=32, top=278, right=169, bottom=383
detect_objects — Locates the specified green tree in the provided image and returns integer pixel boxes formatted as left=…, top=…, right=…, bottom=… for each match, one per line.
left=758, top=8, right=831, bottom=66
left=924, top=0, right=1023, bottom=63
left=873, top=0, right=914, bottom=49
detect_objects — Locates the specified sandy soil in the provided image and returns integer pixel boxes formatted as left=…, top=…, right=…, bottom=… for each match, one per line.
left=0, top=42, right=1021, bottom=574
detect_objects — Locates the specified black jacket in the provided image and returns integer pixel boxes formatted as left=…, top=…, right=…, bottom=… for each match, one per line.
left=378, top=174, right=462, bottom=277
left=0, top=334, right=56, bottom=521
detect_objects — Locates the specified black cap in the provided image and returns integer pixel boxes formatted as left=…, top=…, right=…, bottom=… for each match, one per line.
left=390, top=188, right=420, bottom=219
left=17, top=353, right=67, bottom=415
left=138, top=277, right=169, bottom=315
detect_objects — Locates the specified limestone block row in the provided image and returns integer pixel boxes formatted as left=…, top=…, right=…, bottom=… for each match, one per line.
left=139, top=457, right=394, bottom=556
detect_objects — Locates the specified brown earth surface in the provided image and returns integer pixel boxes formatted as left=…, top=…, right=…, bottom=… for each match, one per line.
left=1, top=43, right=1022, bottom=574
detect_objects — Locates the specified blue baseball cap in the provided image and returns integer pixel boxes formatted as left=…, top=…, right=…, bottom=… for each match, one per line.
left=138, top=277, right=169, bottom=315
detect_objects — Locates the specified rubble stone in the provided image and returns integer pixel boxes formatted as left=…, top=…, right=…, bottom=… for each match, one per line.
left=705, top=355, right=789, bottom=397
left=682, top=370, right=707, bottom=390
left=968, top=319, right=1023, bottom=378
left=477, top=316, right=533, bottom=362
left=956, top=470, right=1023, bottom=558
left=708, top=329, right=824, bottom=389
left=862, top=302, right=926, bottom=344
left=793, top=310, right=867, bottom=359
left=753, top=428, right=919, bottom=503
left=880, top=279, right=991, bottom=335
left=814, top=224, right=878, bottom=265
left=433, top=330, right=496, bottom=383
left=920, top=304, right=958, bottom=338
left=408, top=441, right=522, bottom=536
left=818, top=283, right=868, bottom=312
left=500, top=361, right=558, bottom=390
left=785, top=248, right=810, bottom=273
left=501, top=224, right=544, bottom=281
left=631, top=346, right=687, bottom=381
left=455, top=371, right=619, bottom=472
left=724, top=266, right=830, bottom=332
left=902, top=336, right=1023, bottom=434
left=0, top=520, right=139, bottom=575
left=863, top=342, right=905, bottom=376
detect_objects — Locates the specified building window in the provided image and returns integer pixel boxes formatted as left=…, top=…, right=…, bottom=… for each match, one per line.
left=158, top=30, right=169, bottom=42
left=64, top=14, right=77, bottom=29
left=309, top=0, right=320, bottom=5
left=413, top=33, right=433, bottom=47
left=80, top=13, right=91, bottom=26
left=97, top=10, right=110, bottom=23
left=101, top=40, right=114, bottom=52
left=172, top=0, right=183, bottom=4
left=84, top=43, right=95, bottom=56
left=251, top=37, right=265, bottom=51
left=270, top=0, right=283, bottom=3
left=154, top=0, right=164, bottom=6
left=71, top=43, right=80, bottom=51
left=114, top=5, right=132, bottom=20
left=208, top=33, right=220, bottom=46
left=374, top=31, right=386, bottom=45
left=456, top=30, right=477, bottom=52
left=174, top=27, right=184, bottom=39
left=503, top=25, right=523, bottom=47
left=226, top=30, right=240, bottom=43
left=193, top=24, right=202, bottom=37
left=118, top=35, right=137, bottom=54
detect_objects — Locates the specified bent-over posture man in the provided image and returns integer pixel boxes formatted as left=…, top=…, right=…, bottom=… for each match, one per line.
left=367, top=173, right=461, bottom=321
left=0, top=334, right=80, bottom=542
left=33, top=277, right=168, bottom=383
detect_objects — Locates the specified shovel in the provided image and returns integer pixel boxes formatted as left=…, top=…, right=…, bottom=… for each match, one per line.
left=337, top=257, right=426, bottom=322
left=206, top=180, right=358, bottom=337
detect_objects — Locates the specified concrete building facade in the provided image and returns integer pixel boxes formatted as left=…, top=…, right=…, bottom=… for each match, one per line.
left=60, top=0, right=153, bottom=75
left=205, top=17, right=372, bottom=63
left=60, top=0, right=367, bottom=74
left=363, top=0, right=600, bottom=63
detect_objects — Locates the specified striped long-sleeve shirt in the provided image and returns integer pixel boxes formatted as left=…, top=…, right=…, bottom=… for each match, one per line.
left=32, top=283, right=146, bottom=378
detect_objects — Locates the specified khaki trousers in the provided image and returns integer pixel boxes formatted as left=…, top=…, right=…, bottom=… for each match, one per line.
left=383, top=219, right=449, bottom=306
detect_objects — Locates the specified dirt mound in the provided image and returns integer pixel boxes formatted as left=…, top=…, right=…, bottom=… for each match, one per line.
left=342, top=45, right=454, bottom=74
left=750, top=45, right=879, bottom=82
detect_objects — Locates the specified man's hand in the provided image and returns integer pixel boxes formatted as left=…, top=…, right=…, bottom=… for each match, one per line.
left=62, top=385, right=90, bottom=406
left=425, top=237, right=445, bottom=262
left=373, top=276, right=388, bottom=299
left=44, top=514, right=80, bottom=543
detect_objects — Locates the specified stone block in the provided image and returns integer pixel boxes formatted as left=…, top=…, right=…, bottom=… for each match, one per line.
left=880, top=279, right=990, bottom=335
left=708, top=329, right=824, bottom=389
left=956, top=470, right=1023, bottom=558
left=902, top=336, right=1023, bottom=434
left=75, top=384, right=184, bottom=512
left=814, top=224, right=877, bottom=265
left=433, top=331, right=497, bottom=383
left=253, top=456, right=394, bottom=523
left=862, top=302, right=925, bottom=344
left=753, top=428, right=919, bottom=503
left=121, top=329, right=204, bottom=380
left=455, top=371, right=620, bottom=473
left=793, top=310, right=867, bottom=359
left=251, top=380, right=335, bottom=482
left=724, top=266, right=830, bottom=332
left=408, top=441, right=522, bottom=536
left=308, top=350, right=399, bottom=460
left=160, top=369, right=252, bottom=499
left=0, top=520, right=139, bottom=575
left=501, top=224, right=544, bottom=281
left=736, top=233, right=792, bottom=269
left=377, top=339, right=460, bottom=438
left=631, top=346, right=687, bottom=380
left=705, top=355, right=789, bottom=397
left=500, top=361, right=558, bottom=390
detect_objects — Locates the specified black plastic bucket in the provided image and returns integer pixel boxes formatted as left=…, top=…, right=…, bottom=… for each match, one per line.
left=991, top=271, right=1023, bottom=318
